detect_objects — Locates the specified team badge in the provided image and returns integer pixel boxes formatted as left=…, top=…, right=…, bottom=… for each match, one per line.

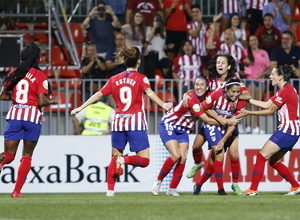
left=212, top=136, right=216, bottom=142
left=43, top=80, right=48, bottom=90
left=168, top=131, right=172, bottom=136
left=143, top=77, right=150, bottom=85
left=193, top=104, right=201, bottom=112
left=206, top=96, right=212, bottom=104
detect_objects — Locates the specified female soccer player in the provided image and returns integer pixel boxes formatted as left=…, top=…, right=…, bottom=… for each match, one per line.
left=186, top=54, right=250, bottom=195
left=152, top=76, right=239, bottom=196
left=193, top=77, right=245, bottom=195
left=0, top=43, right=58, bottom=198
left=238, top=65, right=300, bottom=196
left=71, top=46, right=173, bottom=197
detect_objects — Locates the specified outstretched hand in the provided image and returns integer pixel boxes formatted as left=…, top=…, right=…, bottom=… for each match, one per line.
left=163, top=102, right=173, bottom=111
left=215, top=140, right=224, bottom=155
left=71, top=107, right=82, bottom=116
left=227, top=116, right=241, bottom=126
left=236, top=110, right=249, bottom=119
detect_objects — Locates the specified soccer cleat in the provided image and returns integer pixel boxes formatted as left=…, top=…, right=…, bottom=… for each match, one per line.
left=218, top=188, right=227, bottom=196
left=152, top=179, right=162, bottom=196
left=0, top=153, right=4, bottom=174
left=243, top=189, right=259, bottom=196
left=231, top=183, right=243, bottom=195
left=192, top=183, right=201, bottom=195
left=113, top=154, right=124, bottom=175
left=11, top=191, right=23, bottom=198
left=106, top=190, right=115, bottom=197
left=285, top=186, right=300, bottom=196
left=166, top=188, right=180, bottom=196
left=186, top=162, right=205, bottom=178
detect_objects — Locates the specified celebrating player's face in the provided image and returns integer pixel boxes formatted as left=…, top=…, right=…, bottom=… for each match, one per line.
left=269, top=68, right=280, bottom=86
left=194, top=78, right=208, bottom=97
left=225, top=85, right=241, bottom=102
left=216, top=56, right=231, bottom=76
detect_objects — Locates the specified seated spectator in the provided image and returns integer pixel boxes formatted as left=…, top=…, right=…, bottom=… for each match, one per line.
left=207, top=27, right=249, bottom=78
left=220, top=13, right=247, bottom=49
left=81, top=42, right=106, bottom=101
left=121, top=11, right=146, bottom=52
left=245, top=0, right=268, bottom=36
left=220, top=0, right=242, bottom=32
left=82, top=1, right=121, bottom=58
left=255, top=13, right=282, bottom=56
left=244, top=35, right=271, bottom=134
left=270, top=30, right=300, bottom=92
left=172, top=40, right=206, bottom=96
left=126, top=0, right=163, bottom=26
left=72, top=101, right=115, bottom=135
left=163, top=0, right=192, bottom=61
left=105, top=32, right=127, bottom=78
left=263, top=0, right=292, bottom=34
left=104, top=0, right=127, bottom=24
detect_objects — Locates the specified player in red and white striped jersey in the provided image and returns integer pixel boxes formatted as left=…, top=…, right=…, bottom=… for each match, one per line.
left=0, top=43, right=58, bottom=198
left=238, top=65, right=300, bottom=196
left=71, top=46, right=173, bottom=197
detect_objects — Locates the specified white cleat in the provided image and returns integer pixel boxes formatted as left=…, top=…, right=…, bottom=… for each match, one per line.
left=106, top=190, right=115, bottom=197
left=166, top=188, right=180, bottom=196
left=152, top=179, right=162, bottom=196
left=285, top=186, right=300, bottom=196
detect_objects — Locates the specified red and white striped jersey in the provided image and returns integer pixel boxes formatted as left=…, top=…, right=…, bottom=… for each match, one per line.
left=100, top=71, right=151, bottom=131
left=187, top=21, right=210, bottom=56
left=203, top=88, right=245, bottom=130
left=222, top=0, right=241, bottom=13
left=173, top=54, right=204, bottom=86
left=207, top=76, right=247, bottom=93
left=245, top=0, right=268, bottom=10
left=271, top=83, right=300, bottom=135
left=5, top=68, right=48, bottom=124
left=161, top=91, right=205, bottom=131
left=216, top=42, right=246, bottom=71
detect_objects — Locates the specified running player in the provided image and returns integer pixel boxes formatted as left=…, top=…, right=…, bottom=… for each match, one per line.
left=0, top=43, right=58, bottom=198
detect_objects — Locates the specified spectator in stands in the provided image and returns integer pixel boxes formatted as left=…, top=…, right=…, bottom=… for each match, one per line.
left=220, top=0, right=242, bottom=32
left=163, top=0, right=192, bottom=61
left=126, top=0, right=163, bottom=27
left=207, top=27, right=250, bottom=78
left=81, top=42, right=106, bottom=102
left=72, top=101, right=115, bottom=135
left=245, top=0, right=268, bottom=36
left=270, top=30, right=300, bottom=92
left=121, top=11, right=146, bottom=52
left=187, top=5, right=222, bottom=68
left=105, top=32, right=127, bottom=78
left=244, top=35, right=271, bottom=134
left=263, top=0, right=292, bottom=34
left=220, top=13, right=247, bottom=49
left=255, top=13, right=282, bottom=56
left=82, top=1, right=121, bottom=58
left=172, top=40, right=205, bottom=96
left=104, top=0, right=127, bottom=24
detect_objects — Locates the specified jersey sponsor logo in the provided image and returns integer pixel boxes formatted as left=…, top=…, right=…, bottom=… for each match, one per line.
left=206, top=96, right=212, bottom=104
left=143, top=77, right=150, bottom=85
left=43, top=80, right=48, bottom=90
left=192, top=104, right=201, bottom=112
left=275, top=96, right=282, bottom=103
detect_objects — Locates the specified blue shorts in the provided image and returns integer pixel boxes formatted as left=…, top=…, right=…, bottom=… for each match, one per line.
left=203, top=125, right=238, bottom=151
left=245, top=80, right=266, bottom=88
left=4, top=120, right=41, bottom=142
left=159, top=121, right=189, bottom=145
left=269, top=130, right=299, bottom=152
left=222, top=12, right=242, bottom=19
left=111, top=130, right=150, bottom=152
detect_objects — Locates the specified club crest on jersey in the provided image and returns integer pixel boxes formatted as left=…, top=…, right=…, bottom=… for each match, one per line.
left=43, top=80, right=48, bottom=90
left=212, top=136, right=216, bottom=142
left=143, top=77, right=150, bottom=85
left=168, top=130, right=172, bottom=136
left=192, top=104, right=201, bottom=112
left=206, top=96, right=212, bottom=104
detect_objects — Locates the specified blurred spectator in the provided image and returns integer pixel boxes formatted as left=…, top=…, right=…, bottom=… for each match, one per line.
left=270, top=30, right=300, bottom=92
left=81, top=43, right=106, bottom=101
left=126, top=0, right=163, bottom=27
left=121, top=11, right=146, bottom=52
left=244, top=35, right=271, bottom=134
left=163, top=0, right=192, bottom=61
left=207, top=27, right=249, bottom=78
left=72, top=101, right=115, bottom=135
left=220, top=13, right=247, bottom=49
left=245, top=0, right=268, bottom=36
left=263, top=0, right=292, bottom=34
left=105, top=32, right=127, bottom=78
left=220, top=0, right=242, bottom=32
left=172, top=40, right=205, bottom=95
left=82, top=1, right=121, bottom=58
left=104, top=0, right=127, bottom=24
left=255, top=13, right=282, bottom=56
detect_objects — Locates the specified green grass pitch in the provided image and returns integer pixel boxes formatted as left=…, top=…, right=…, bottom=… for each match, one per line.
left=0, top=192, right=299, bottom=220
